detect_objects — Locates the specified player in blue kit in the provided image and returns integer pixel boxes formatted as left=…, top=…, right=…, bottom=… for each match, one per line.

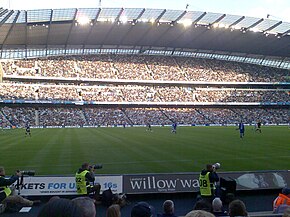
left=238, top=121, right=245, bottom=139
left=171, top=122, right=177, bottom=134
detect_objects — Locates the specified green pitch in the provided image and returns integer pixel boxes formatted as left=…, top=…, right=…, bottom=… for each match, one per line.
left=1, top=126, right=289, bottom=175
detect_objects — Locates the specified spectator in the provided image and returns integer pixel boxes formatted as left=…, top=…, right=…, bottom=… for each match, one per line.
left=106, top=204, right=121, bottom=217
left=273, top=187, right=290, bottom=214
left=131, top=201, right=155, bottom=217
left=159, top=200, right=177, bottom=217
left=185, top=210, right=215, bottom=217
left=211, top=197, right=226, bottom=216
left=37, top=198, right=84, bottom=217
left=228, top=199, right=248, bottom=217
left=193, top=199, right=212, bottom=213
left=72, top=197, right=96, bottom=217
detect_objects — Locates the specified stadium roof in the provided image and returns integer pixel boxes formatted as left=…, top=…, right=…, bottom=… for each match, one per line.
left=0, top=7, right=289, bottom=58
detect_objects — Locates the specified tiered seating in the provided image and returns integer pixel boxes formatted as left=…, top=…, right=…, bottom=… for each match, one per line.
left=1, top=55, right=288, bottom=82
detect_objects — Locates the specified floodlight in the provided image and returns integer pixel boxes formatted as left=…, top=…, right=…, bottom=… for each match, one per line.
left=178, top=19, right=192, bottom=27
left=213, top=23, right=219, bottom=28
left=139, top=18, right=148, bottom=22
left=150, top=18, right=155, bottom=23
left=77, top=16, right=90, bottom=26
left=250, top=28, right=262, bottom=33
left=233, top=25, right=241, bottom=30
left=98, top=18, right=107, bottom=22
left=120, top=16, right=128, bottom=23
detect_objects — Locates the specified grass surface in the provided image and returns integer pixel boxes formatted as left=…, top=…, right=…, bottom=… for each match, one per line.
left=1, top=126, right=289, bottom=175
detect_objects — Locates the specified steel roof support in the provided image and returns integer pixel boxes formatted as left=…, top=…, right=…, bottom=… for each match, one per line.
left=175, top=11, right=187, bottom=23
left=0, top=10, right=14, bottom=25
left=118, top=8, right=146, bottom=45
left=64, top=8, right=78, bottom=54
left=193, top=12, right=207, bottom=24
left=134, top=8, right=146, bottom=22
left=82, top=8, right=101, bottom=51
left=0, top=9, right=8, bottom=17
left=100, top=8, right=124, bottom=48
left=25, top=10, right=27, bottom=58
left=245, top=18, right=264, bottom=30
left=228, top=16, right=245, bottom=28
left=45, top=9, right=53, bottom=56
left=263, top=21, right=282, bottom=32
left=133, top=9, right=167, bottom=47
left=281, top=28, right=290, bottom=37
left=152, top=12, right=188, bottom=46
left=164, top=12, right=207, bottom=48
left=210, top=14, right=226, bottom=26
left=0, top=10, right=14, bottom=58
left=155, top=9, right=166, bottom=23
left=1, top=11, right=20, bottom=50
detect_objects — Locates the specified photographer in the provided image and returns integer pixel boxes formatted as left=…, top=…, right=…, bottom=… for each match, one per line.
left=0, top=166, right=40, bottom=213
left=199, top=164, right=220, bottom=203
left=75, top=163, right=101, bottom=200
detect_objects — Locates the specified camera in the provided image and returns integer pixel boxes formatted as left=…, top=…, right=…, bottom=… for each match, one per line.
left=17, top=170, right=35, bottom=176
left=212, top=163, right=221, bottom=170
left=89, top=164, right=103, bottom=170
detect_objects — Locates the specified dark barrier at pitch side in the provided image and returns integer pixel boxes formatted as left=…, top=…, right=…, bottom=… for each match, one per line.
left=123, top=170, right=290, bottom=194
left=14, top=170, right=289, bottom=196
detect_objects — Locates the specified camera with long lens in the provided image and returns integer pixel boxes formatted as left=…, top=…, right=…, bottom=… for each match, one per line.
left=89, top=164, right=103, bottom=170
left=212, top=163, right=221, bottom=170
left=17, top=170, right=35, bottom=176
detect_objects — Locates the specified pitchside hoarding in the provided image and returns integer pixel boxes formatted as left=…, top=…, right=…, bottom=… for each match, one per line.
left=123, top=171, right=290, bottom=194
left=14, top=171, right=289, bottom=196
left=15, top=175, right=122, bottom=196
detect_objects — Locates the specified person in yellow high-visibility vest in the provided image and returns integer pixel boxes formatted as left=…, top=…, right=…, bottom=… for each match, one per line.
left=199, top=164, right=219, bottom=203
left=75, top=163, right=101, bottom=199
left=0, top=166, right=40, bottom=214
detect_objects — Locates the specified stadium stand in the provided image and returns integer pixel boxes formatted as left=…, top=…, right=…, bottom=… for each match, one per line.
left=1, top=55, right=289, bottom=82
left=0, top=107, right=289, bottom=128
left=0, top=55, right=289, bottom=129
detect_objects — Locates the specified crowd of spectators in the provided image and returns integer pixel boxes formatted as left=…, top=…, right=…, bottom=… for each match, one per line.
left=0, top=82, right=289, bottom=103
left=1, top=55, right=289, bottom=82
left=1, top=107, right=288, bottom=128
left=30, top=194, right=290, bottom=217
left=0, top=55, right=288, bottom=129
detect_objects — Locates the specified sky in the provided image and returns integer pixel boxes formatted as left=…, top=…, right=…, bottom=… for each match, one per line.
left=1, top=0, right=290, bottom=22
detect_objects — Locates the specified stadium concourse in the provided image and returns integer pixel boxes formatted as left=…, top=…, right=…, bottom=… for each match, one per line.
left=0, top=5, right=289, bottom=217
